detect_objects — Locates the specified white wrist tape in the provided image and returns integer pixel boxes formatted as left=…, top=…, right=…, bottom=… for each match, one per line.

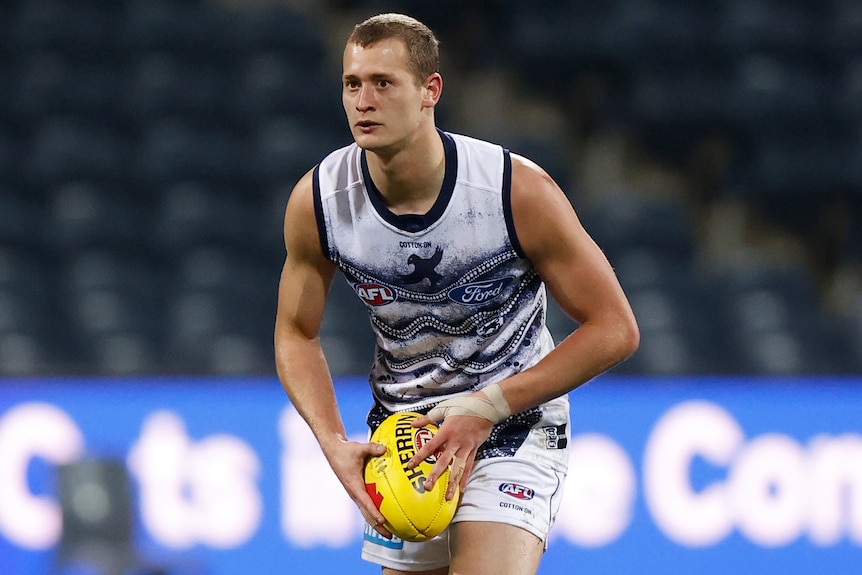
left=426, top=383, right=512, bottom=425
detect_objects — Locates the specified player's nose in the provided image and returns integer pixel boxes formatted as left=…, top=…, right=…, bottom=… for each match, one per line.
left=355, top=85, right=376, bottom=110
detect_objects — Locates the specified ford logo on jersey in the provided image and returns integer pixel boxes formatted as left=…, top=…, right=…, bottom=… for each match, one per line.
left=447, top=277, right=512, bottom=305
left=355, top=283, right=396, bottom=306
left=499, top=482, right=535, bottom=500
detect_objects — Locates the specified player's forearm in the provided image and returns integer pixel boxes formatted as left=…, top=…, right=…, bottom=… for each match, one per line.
left=275, top=330, right=347, bottom=448
left=501, top=316, right=639, bottom=414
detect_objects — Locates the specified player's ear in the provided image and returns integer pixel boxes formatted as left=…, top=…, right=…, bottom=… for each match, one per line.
left=422, top=73, right=443, bottom=108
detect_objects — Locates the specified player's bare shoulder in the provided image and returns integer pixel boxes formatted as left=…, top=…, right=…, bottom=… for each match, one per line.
left=508, top=153, right=583, bottom=258
left=283, top=167, right=327, bottom=264
left=284, top=167, right=316, bottom=222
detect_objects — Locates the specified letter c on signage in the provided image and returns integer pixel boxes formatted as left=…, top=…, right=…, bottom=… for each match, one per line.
left=0, top=402, right=85, bottom=549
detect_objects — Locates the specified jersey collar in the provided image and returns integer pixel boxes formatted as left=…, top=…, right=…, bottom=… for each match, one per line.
left=361, top=129, right=457, bottom=233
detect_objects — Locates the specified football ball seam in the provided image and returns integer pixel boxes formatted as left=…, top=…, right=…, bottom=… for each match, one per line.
left=380, top=462, right=451, bottom=535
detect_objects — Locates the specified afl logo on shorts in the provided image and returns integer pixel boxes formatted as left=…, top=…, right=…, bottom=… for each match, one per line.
left=355, top=283, right=396, bottom=306
left=498, top=482, right=535, bottom=500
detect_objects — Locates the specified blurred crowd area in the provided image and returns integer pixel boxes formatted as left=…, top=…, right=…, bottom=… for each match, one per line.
left=0, top=0, right=860, bottom=378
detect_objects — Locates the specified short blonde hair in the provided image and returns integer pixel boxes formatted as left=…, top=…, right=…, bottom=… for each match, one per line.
left=348, top=13, right=440, bottom=84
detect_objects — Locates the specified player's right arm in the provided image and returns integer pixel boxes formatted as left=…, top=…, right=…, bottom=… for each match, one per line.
left=273, top=169, right=389, bottom=534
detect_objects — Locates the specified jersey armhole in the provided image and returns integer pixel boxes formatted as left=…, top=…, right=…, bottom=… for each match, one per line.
left=501, top=149, right=525, bottom=257
left=311, top=164, right=333, bottom=261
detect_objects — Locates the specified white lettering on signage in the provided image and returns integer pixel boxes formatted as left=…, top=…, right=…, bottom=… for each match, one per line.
left=643, top=400, right=862, bottom=548
left=279, top=407, right=364, bottom=547
left=644, top=400, right=740, bottom=546
left=127, top=411, right=262, bottom=549
left=728, top=433, right=807, bottom=546
left=0, top=402, right=84, bottom=549
left=1, top=399, right=860, bottom=555
left=552, top=434, right=636, bottom=547
left=806, top=433, right=862, bottom=545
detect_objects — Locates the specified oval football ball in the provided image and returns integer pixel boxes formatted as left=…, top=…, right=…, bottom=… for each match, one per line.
left=364, top=411, right=460, bottom=542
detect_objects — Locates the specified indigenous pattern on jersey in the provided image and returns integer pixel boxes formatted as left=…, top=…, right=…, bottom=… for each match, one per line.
left=314, top=130, right=569, bottom=460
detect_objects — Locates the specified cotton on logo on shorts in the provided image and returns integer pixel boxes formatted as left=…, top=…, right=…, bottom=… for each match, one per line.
left=498, top=482, right=534, bottom=500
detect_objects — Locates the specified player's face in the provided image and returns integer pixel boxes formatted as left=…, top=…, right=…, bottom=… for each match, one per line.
left=342, top=38, right=431, bottom=154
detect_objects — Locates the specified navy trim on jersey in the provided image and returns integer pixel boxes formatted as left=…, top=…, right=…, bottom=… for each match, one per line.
left=501, top=149, right=523, bottom=257
left=361, top=129, right=458, bottom=233
left=311, top=163, right=331, bottom=260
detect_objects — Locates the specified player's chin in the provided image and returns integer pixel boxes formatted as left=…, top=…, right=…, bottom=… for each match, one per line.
left=352, top=132, right=384, bottom=150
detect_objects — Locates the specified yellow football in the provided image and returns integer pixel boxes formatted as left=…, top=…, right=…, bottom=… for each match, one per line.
left=364, top=411, right=460, bottom=542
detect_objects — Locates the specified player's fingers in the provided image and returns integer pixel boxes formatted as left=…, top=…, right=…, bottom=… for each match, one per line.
left=459, top=456, right=475, bottom=494
left=446, top=455, right=466, bottom=501
left=359, top=505, right=392, bottom=539
left=360, top=505, right=381, bottom=526
left=423, top=447, right=455, bottom=491
left=407, top=433, right=444, bottom=469
left=411, top=415, right=432, bottom=427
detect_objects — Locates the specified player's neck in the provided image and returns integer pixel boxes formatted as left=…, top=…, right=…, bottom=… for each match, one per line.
left=366, top=127, right=445, bottom=216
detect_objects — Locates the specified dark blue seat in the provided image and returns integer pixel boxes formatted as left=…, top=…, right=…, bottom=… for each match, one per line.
left=0, top=332, right=53, bottom=376
left=22, top=118, right=129, bottom=188
left=165, top=283, right=276, bottom=374
left=0, top=247, right=59, bottom=374
left=230, top=51, right=342, bottom=133
left=44, top=182, right=143, bottom=252
left=836, top=56, right=862, bottom=126
left=747, top=134, right=855, bottom=204
left=121, top=0, right=229, bottom=58
left=582, top=193, right=695, bottom=263
left=61, top=247, right=169, bottom=374
left=823, top=0, right=862, bottom=58
left=245, top=117, right=345, bottom=188
left=124, top=51, right=232, bottom=128
left=135, top=119, right=240, bottom=187
left=228, top=3, right=327, bottom=60
left=725, top=54, right=831, bottom=131
left=0, top=191, right=43, bottom=251
left=713, top=0, right=826, bottom=56
left=9, top=52, right=125, bottom=127
left=149, top=181, right=264, bottom=254
left=8, top=0, right=122, bottom=58
left=0, top=128, right=13, bottom=180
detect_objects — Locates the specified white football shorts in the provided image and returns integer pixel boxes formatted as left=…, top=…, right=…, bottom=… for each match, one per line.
left=361, top=402, right=570, bottom=572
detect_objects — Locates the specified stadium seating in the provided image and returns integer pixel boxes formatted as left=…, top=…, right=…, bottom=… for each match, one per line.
left=0, top=0, right=858, bottom=376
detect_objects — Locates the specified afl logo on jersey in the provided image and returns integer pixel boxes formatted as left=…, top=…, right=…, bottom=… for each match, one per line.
left=355, top=283, right=396, bottom=306
left=448, top=277, right=512, bottom=305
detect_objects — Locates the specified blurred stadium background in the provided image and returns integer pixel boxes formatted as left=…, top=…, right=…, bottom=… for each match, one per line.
left=2, top=3, right=862, bottom=575
left=1, top=0, right=861, bottom=378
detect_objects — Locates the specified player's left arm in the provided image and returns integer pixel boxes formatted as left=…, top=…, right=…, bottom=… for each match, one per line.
left=499, top=153, right=640, bottom=411
left=412, top=154, right=639, bottom=495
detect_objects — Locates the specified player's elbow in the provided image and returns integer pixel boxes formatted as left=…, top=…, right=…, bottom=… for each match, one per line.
left=597, top=308, right=639, bottom=368
left=621, top=316, right=641, bottom=360
left=613, top=311, right=640, bottom=363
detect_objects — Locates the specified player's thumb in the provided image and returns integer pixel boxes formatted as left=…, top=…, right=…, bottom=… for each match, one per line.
left=368, top=441, right=386, bottom=456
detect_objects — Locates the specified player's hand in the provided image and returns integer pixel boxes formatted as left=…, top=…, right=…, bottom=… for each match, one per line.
left=408, top=411, right=494, bottom=501
left=322, top=436, right=392, bottom=538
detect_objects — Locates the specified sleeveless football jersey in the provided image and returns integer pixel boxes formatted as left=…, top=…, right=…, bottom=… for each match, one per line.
left=313, top=130, right=567, bottom=434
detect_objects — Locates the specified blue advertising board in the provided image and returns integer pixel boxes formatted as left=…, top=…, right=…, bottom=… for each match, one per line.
left=0, top=376, right=860, bottom=574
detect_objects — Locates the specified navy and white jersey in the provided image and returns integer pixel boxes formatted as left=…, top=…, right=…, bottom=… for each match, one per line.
left=313, top=130, right=568, bottom=448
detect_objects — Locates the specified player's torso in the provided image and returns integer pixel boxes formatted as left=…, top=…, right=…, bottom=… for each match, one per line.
left=314, top=131, right=555, bottom=412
